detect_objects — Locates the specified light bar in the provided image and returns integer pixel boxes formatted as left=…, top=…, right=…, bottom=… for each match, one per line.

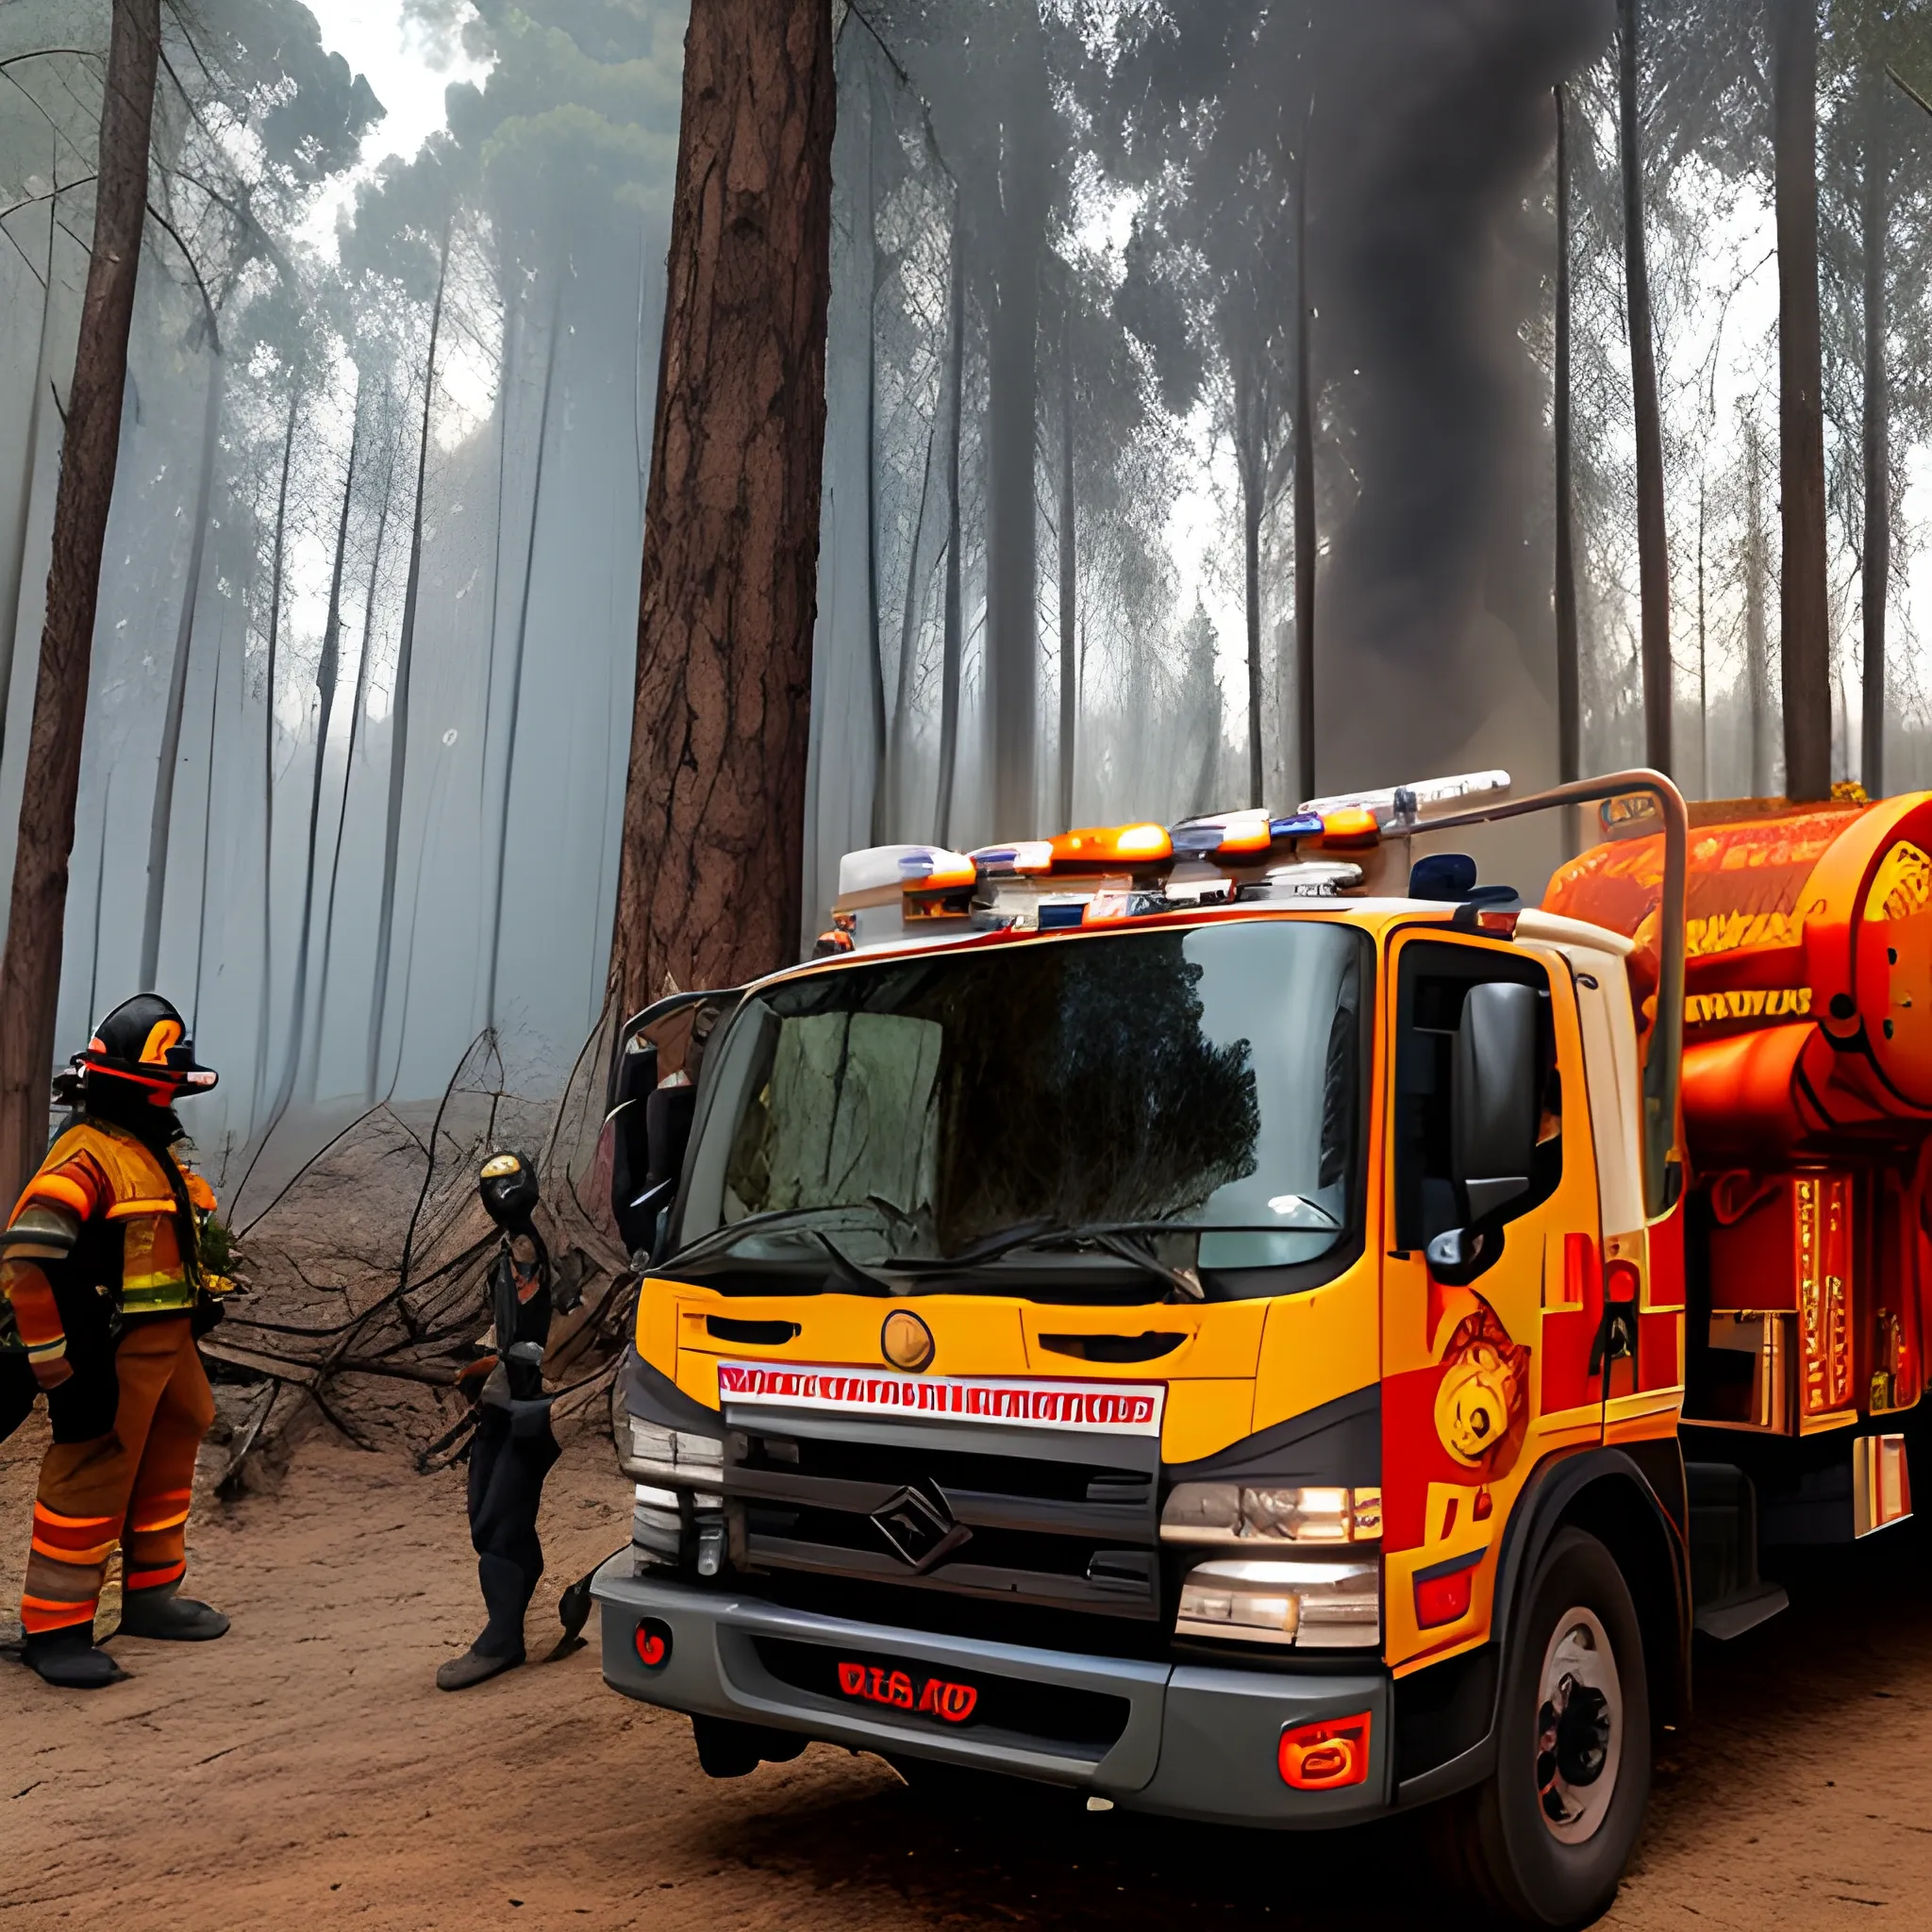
left=1298, top=768, right=1511, bottom=825
left=968, top=840, right=1054, bottom=877
left=837, top=843, right=977, bottom=899
left=1049, top=823, right=1173, bottom=868
left=1171, top=808, right=1273, bottom=858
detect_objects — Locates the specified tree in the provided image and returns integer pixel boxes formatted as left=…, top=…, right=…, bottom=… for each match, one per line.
left=1555, top=84, right=1582, bottom=792
left=1774, top=0, right=1832, bottom=801
left=0, top=0, right=161, bottom=1196
left=1618, top=0, right=1673, bottom=776
left=606, top=0, right=836, bottom=1016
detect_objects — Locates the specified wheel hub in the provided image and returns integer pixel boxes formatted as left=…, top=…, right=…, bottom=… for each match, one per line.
left=1534, top=1606, right=1623, bottom=1844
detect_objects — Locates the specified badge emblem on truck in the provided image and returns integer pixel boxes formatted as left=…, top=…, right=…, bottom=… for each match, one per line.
left=872, top=1484, right=972, bottom=1571
left=881, top=1308, right=937, bottom=1372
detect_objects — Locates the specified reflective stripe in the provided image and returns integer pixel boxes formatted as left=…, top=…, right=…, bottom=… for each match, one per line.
left=31, top=1530, right=116, bottom=1564
left=125, top=1561, right=186, bottom=1591
left=21, top=1172, right=93, bottom=1219
left=106, top=1197, right=181, bottom=1221
left=119, top=1278, right=195, bottom=1313
left=21, top=1595, right=96, bottom=1634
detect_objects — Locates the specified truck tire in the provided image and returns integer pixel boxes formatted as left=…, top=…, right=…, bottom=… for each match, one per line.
left=1451, top=1526, right=1652, bottom=1927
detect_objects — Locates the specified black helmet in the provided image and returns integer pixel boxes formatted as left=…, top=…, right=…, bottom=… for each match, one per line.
left=478, top=1149, right=540, bottom=1231
left=75, top=994, right=218, bottom=1107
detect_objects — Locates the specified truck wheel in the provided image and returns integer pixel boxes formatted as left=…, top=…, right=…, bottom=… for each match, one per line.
left=1458, top=1527, right=1652, bottom=1927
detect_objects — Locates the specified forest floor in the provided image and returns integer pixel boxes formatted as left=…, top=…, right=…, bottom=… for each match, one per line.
left=5, top=1407, right=1932, bottom=1931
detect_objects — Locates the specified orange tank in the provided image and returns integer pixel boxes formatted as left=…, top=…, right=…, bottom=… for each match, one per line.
left=1544, top=793, right=1932, bottom=1166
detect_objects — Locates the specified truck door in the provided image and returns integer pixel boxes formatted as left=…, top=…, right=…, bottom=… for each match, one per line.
left=1380, top=931, right=1603, bottom=1670
left=1567, top=943, right=1685, bottom=1448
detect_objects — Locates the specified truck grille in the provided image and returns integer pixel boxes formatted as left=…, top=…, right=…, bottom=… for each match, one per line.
left=722, top=1418, right=1162, bottom=1622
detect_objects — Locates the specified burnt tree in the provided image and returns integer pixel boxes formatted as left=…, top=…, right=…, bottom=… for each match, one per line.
left=0, top=0, right=161, bottom=1196
left=608, top=0, right=836, bottom=1016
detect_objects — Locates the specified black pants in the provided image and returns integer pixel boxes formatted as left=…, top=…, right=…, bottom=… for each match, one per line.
left=467, top=1400, right=559, bottom=1657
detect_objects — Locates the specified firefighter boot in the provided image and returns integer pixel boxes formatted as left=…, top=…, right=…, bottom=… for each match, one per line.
left=118, top=1579, right=230, bottom=1641
left=436, top=1554, right=527, bottom=1690
left=22, top=1625, right=128, bottom=1689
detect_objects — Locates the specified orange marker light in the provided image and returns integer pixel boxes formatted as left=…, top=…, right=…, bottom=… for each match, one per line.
left=1278, top=1713, right=1372, bottom=1790
left=1050, top=824, right=1174, bottom=867
left=1317, top=808, right=1380, bottom=848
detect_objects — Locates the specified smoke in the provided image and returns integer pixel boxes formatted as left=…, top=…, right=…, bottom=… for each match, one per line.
left=1312, top=0, right=1613, bottom=795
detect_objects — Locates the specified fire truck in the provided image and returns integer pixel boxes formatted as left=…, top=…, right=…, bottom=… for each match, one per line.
left=589, top=769, right=1924, bottom=1926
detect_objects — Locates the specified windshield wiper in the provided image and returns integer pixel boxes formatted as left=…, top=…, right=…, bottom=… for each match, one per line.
left=889, top=1220, right=1203, bottom=1300
left=664, top=1206, right=889, bottom=1276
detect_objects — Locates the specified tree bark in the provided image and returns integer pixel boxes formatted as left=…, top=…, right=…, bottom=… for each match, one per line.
left=313, top=437, right=393, bottom=1095
left=885, top=359, right=939, bottom=839
left=606, top=0, right=835, bottom=1019
left=984, top=6, right=1049, bottom=838
left=484, top=276, right=562, bottom=1027
left=1618, top=0, right=1672, bottom=777
left=861, top=82, right=890, bottom=848
left=1554, top=85, right=1581, bottom=791
left=140, top=328, right=223, bottom=991
left=0, top=0, right=160, bottom=1197
left=1235, top=353, right=1265, bottom=811
left=935, top=213, right=966, bottom=846
left=1058, top=303, right=1078, bottom=830
left=266, top=378, right=360, bottom=1125
left=1774, top=0, right=1831, bottom=802
left=254, top=364, right=302, bottom=1119
left=368, top=221, right=449, bottom=1100
left=1745, top=416, right=1774, bottom=795
left=1293, top=134, right=1316, bottom=804
left=1861, top=64, right=1890, bottom=798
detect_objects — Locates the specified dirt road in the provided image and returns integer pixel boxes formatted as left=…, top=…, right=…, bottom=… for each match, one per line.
left=5, top=1408, right=1932, bottom=1930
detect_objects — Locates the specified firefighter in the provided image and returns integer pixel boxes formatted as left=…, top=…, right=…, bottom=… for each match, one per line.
left=4, top=995, right=231, bottom=1690
left=437, top=1149, right=578, bottom=1690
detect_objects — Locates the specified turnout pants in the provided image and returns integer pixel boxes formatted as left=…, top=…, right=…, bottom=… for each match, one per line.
left=467, top=1401, right=559, bottom=1658
left=22, top=1317, right=215, bottom=1637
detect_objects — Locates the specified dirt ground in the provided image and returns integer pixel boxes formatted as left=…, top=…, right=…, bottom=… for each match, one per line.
left=6, top=1407, right=1932, bottom=1931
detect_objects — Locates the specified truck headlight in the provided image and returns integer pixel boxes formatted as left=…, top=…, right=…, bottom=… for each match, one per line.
left=619, top=1417, right=725, bottom=1482
left=1161, top=1483, right=1381, bottom=1545
left=1175, top=1557, right=1381, bottom=1648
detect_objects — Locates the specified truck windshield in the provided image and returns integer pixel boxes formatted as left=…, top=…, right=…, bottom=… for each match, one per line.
left=676, top=920, right=1368, bottom=1285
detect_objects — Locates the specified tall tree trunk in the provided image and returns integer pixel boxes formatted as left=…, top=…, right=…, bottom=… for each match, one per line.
left=1058, top=305, right=1078, bottom=830
left=1745, top=417, right=1774, bottom=795
left=1774, top=0, right=1831, bottom=802
left=861, top=83, right=890, bottom=847
left=140, top=327, right=223, bottom=990
left=264, top=380, right=360, bottom=1126
left=192, top=608, right=227, bottom=1034
left=1236, top=356, right=1264, bottom=811
left=85, top=771, right=113, bottom=1028
left=1862, top=63, right=1890, bottom=799
left=1293, top=128, right=1316, bottom=804
left=885, top=366, right=939, bottom=837
left=606, top=0, right=835, bottom=1017
left=0, top=180, right=64, bottom=771
left=312, top=440, right=394, bottom=1096
left=935, top=215, right=966, bottom=846
left=1554, top=85, right=1581, bottom=791
left=368, top=221, right=450, bottom=1100
left=483, top=277, right=562, bottom=1029
left=985, top=8, right=1049, bottom=837
left=0, top=0, right=160, bottom=1196
left=253, top=366, right=302, bottom=1119
left=1697, top=472, right=1708, bottom=793
left=1618, top=0, right=1672, bottom=776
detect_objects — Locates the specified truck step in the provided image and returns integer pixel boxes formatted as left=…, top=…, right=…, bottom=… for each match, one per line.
left=1692, top=1580, right=1789, bottom=1641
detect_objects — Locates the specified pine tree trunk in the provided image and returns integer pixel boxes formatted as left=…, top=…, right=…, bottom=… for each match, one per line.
left=253, top=366, right=302, bottom=1119
left=935, top=215, right=966, bottom=846
left=265, top=382, right=360, bottom=1124
left=140, top=330, right=223, bottom=990
left=985, top=8, right=1048, bottom=838
left=484, top=277, right=562, bottom=1027
left=1234, top=355, right=1265, bottom=812
left=1862, top=64, right=1890, bottom=798
left=312, top=440, right=394, bottom=1095
left=368, top=222, right=450, bottom=1099
left=1554, top=85, right=1581, bottom=791
left=606, top=0, right=835, bottom=1018
left=885, top=362, right=939, bottom=838
left=1293, top=125, right=1316, bottom=804
left=0, top=179, right=64, bottom=772
left=1745, top=418, right=1774, bottom=795
left=1774, top=0, right=1832, bottom=802
left=1058, top=307, right=1078, bottom=830
left=862, top=83, right=890, bottom=847
left=0, top=0, right=161, bottom=1196
left=1619, top=0, right=1672, bottom=776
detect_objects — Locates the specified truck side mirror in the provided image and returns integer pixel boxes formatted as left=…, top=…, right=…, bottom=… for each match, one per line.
left=1452, top=980, right=1539, bottom=1224
left=608, top=1040, right=660, bottom=1256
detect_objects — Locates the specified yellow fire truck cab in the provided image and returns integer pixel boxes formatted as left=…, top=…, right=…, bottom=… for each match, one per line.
left=590, top=769, right=1922, bottom=1927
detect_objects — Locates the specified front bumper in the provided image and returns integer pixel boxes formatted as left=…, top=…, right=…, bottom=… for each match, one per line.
left=592, top=1557, right=1392, bottom=1826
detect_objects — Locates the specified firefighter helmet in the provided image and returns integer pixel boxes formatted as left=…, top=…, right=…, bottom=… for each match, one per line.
left=76, top=994, right=218, bottom=1106
left=478, top=1149, right=540, bottom=1232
